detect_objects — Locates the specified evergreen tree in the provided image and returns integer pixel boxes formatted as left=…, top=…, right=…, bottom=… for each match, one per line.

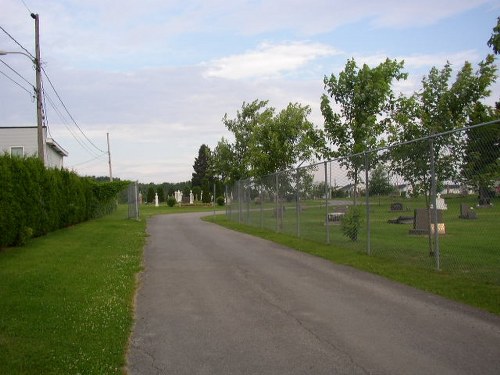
left=191, top=144, right=212, bottom=192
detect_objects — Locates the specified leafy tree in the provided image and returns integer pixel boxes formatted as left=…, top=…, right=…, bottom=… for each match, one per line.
left=212, top=137, right=236, bottom=184
left=321, top=58, right=407, bottom=204
left=462, top=102, right=500, bottom=204
left=221, top=100, right=273, bottom=181
left=389, top=56, right=497, bottom=205
left=488, top=17, right=500, bottom=54
left=369, top=164, right=394, bottom=196
left=249, top=102, right=320, bottom=177
left=215, top=100, right=322, bottom=204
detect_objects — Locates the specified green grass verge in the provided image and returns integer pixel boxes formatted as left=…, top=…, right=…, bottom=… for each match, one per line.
left=0, top=203, right=222, bottom=374
left=204, top=213, right=500, bottom=315
left=0, top=206, right=145, bottom=374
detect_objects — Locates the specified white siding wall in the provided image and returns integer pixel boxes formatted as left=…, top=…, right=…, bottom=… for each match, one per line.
left=0, top=127, right=66, bottom=168
left=0, top=127, right=39, bottom=158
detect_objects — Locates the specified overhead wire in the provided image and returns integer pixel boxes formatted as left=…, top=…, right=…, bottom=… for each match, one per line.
left=0, top=25, right=35, bottom=60
left=1, top=19, right=108, bottom=167
left=41, top=67, right=107, bottom=154
left=19, top=0, right=33, bottom=14
left=0, top=68, right=34, bottom=98
left=0, top=59, right=34, bottom=88
left=43, top=91, right=101, bottom=157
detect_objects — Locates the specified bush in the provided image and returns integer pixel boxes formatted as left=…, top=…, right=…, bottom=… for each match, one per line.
left=341, top=206, right=362, bottom=241
left=0, top=155, right=129, bottom=248
left=166, top=196, right=177, bottom=207
left=216, top=196, right=225, bottom=206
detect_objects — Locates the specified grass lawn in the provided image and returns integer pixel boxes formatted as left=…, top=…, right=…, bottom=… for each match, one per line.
left=0, top=198, right=497, bottom=374
left=0, top=203, right=220, bottom=374
left=213, top=195, right=500, bottom=315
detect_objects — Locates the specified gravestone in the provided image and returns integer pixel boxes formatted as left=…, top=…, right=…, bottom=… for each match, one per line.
left=409, top=208, right=445, bottom=235
left=459, top=203, right=477, bottom=219
left=431, top=193, right=448, bottom=210
left=327, top=206, right=348, bottom=223
left=189, top=190, right=194, bottom=204
left=387, top=216, right=414, bottom=224
left=154, top=192, right=159, bottom=207
left=390, top=202, right=403, bottom=211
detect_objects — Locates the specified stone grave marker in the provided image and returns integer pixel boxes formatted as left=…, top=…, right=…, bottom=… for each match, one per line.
left=409, top=208, right=445, bottom=235
left=390, top=202, right=403, bottom=211
left=459, top=203, right=477, bottom=219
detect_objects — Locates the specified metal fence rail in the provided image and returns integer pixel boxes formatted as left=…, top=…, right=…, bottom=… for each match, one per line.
left=226, top=121, right=500, bottom=284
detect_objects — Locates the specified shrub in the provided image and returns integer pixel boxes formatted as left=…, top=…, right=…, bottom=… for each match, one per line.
left=216, top=196, right=225, bottom=206
left=341, top=206, right=362, bottom=241
left=166, top=196, right=177, bottom=207
left=0, top=155, right=129, bottom=248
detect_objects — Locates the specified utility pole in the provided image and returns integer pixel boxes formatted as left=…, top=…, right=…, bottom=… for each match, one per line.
left=107, top=133, right=113, bottom=181
left=32, top=13, right=45, bottom=165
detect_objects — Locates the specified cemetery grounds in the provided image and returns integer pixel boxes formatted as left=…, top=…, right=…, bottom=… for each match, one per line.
left=225, top=194, right=500, bottom=309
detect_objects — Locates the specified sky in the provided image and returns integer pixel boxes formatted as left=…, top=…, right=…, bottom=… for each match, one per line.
left=1, top=0, right=499, bottom=183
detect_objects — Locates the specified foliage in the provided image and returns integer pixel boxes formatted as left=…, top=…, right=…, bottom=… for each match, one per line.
left=214, top=100, right=322, bottom=184
left=0, top=155, right=127, bottom=248
left=488, top=17, right=500, bottom=54
left=166, top=196, right=177, bottom=207
left=321, top=58, right=407, bottom=204
left=340, top=206, right=362, bottom=241
left=146, top=185, right=156, bottom=204
left=216, top=196, right=225, bottom=206
left=388, top=56, right=497, bottom=205
left=191, top=144, right=213, bottom=195
left=156, top=187, right=165, bottom=202
left=462, top=103, right=500, bottom=203
left=369, top=164, right=394, bottom=196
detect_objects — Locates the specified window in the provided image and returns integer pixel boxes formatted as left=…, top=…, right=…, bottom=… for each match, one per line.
left=10, top=146, right=24, bottom=157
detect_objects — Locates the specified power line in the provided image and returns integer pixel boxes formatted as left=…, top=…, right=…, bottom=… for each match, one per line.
left=0, top=25, right=35, bottom=59
left=44, top=91, right=102, bottom=157
left=19, top=0, right=33, bottom=14
left=69, top=153, right=108, bottom=168
left=0, top=59, right=34, bottom=88
left=0, top=68, right=34, bottom=98
left=41, top=66, right=106, bottom=154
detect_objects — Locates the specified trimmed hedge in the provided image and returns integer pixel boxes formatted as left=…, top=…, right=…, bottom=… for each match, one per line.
left=0, top=155, right=129, bottom=247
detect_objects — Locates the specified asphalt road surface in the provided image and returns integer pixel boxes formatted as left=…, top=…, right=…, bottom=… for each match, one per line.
left=127, top=212, right=500, bottom=374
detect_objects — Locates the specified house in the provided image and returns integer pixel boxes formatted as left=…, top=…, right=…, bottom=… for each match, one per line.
left=0, top=126, right=68, bottom=168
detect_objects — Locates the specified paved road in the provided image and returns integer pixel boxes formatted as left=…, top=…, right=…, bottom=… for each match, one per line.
left=127, top=212, right=500, bottom=374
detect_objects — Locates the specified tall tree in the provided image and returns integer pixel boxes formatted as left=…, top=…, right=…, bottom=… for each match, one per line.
left=389, top=56, right=497, bottom=204
left=218, top=100, right=322, bottom=181
left=321, top=58, right=407, bottom=204
left=249, top=102, right=320, bottom=177
left=191, top=144, right=212, bottom=193
left=462, top=102, right=500, bottom=204
left=488, top=17, right=500, bottom=55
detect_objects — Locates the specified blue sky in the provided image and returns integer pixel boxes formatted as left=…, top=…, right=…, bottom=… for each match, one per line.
left=1, top=0, right=499, bottom=182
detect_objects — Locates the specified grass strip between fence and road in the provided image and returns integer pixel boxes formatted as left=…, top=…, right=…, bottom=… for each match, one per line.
left=0, top=203, right=497, bottom=374
left=203, top=214, right=500, bottom=316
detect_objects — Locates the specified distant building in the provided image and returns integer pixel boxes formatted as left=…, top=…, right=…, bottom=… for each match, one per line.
left=0, top=126, right=68, bottom=168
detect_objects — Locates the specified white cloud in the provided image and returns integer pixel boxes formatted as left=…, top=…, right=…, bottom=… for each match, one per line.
left=204, top=42, right=339, bottom=80
left=354, top=50, right=482, bottom=69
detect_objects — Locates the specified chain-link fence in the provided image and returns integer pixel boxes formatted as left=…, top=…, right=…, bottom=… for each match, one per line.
left=127, top=181, right=140, bottom=220
left=226, top=121, right=500, bottom=284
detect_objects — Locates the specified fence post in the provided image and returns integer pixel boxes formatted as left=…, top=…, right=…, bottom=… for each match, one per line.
left=238, top=180, right=242, bottom=224
left=275, top=173, right=279, bottom=233
left=325, top=161, right=330, bottom=244
left=429, top=137, right=440, bottom=270
left=296, top=168, right=300, bottom=237
left=365, top=153, right=371, bottom=255
left=260, top=182, right=264, bottom=229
